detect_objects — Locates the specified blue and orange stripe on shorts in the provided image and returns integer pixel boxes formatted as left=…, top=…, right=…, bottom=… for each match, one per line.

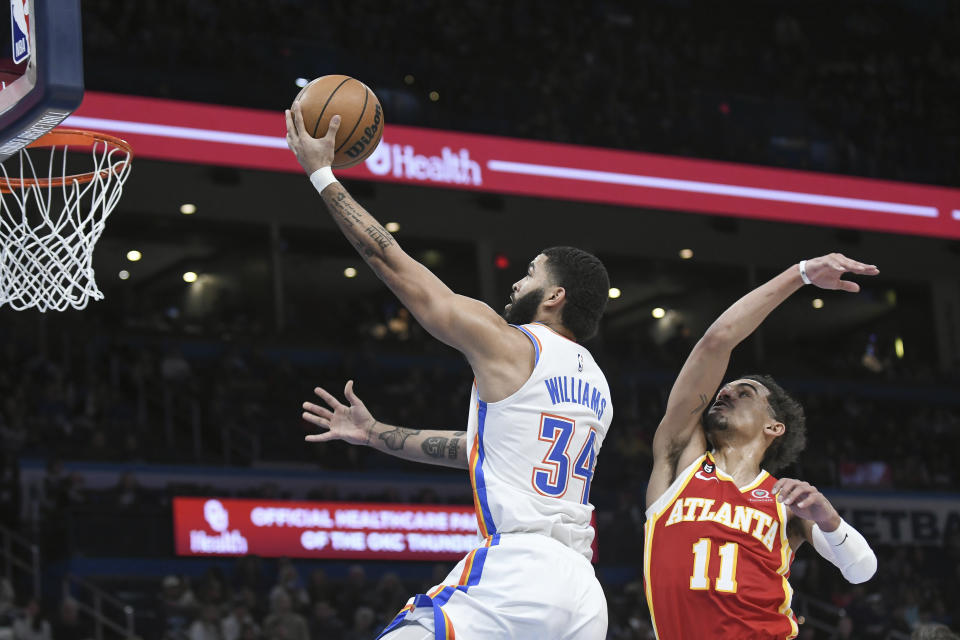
left=376, top=534, right=501, bottom=639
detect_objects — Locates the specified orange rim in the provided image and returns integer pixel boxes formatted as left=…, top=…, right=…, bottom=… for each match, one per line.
left=0, top=128, right=133, bottom=193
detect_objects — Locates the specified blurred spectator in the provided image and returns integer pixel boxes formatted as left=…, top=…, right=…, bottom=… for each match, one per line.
left=237, top=622, right=262, bottom=640
left=196, top=568, right=229, bottom=609
left=232, top=558, right=266, bottom=601
left=372, top=573, right=406, bottom=621
left=261, top=591, right=307, bottom=640
left=221, top=596, right=258, bottom=640
left=187, top=604, right=222, bottom=640
left=343, top=606, right=377, bottom=640
left=51, top=597, right=91, bottom=640
left=159, top=575, right=198, bottom=636
left=304, top=569, right=332, bottom=606
left=334, top=566, right=375, bottom=618
left=12, top=599, right=51, bottom=640
left=828, top=615, right=855, bottom=640
left=161, top=347, right=193, bottom=383
left=266, top=560, right=308, bottom=612
left=913, top=624, right=960, bottom=640
left=306, top=601, right=345, bottom=640
left=0, top=578, right=15, bottom=627
left=114, top=471, right=143, bottom=508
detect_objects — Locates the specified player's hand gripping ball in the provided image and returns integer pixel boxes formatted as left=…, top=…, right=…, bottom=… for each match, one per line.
left=293, top=75, right=384, bottom=168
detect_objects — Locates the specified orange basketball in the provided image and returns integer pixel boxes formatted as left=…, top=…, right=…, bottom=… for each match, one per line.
left=294, top=75, right=384, bottom=169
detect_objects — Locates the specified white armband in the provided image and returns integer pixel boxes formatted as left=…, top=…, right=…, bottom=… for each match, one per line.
left=309, top=167, right=338, bottom=194
left=811, top=518, right=877, bottom=584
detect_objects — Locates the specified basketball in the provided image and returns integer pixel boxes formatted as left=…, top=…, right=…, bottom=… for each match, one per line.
left=294, top=75, right=384, bottom=169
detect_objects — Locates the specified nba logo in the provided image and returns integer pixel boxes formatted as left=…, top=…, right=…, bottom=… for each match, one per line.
left=10, top=0, right=29, bottom=65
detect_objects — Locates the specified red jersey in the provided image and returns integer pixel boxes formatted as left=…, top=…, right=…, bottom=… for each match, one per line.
left=644, top=453, right=798, bottom=640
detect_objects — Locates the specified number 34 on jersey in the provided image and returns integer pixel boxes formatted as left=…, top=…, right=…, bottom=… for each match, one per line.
left=531, top=413, right=598, bottom=505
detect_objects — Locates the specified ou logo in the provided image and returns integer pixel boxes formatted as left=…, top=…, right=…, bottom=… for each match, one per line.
left=751, top=489, right=771, bottom=499
left=203, top=499, right=229, bottom=532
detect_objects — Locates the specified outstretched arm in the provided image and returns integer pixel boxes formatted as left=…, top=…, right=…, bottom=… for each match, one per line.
left=285, top=105, right=530, bottom=400
left=302, top=381, right=469, bottom=469
left=778, top=478, right=877, bottom=584
left=646, top=254, right=878, bottom=509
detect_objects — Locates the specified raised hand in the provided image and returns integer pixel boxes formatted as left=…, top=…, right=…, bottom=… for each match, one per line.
left=802, top=253, right=879, bottom=293
left=302, top=380, right=376, bottom=447
left=284, top=101, right=340, bottom=174
left=773, top=477, right=842, bottom=531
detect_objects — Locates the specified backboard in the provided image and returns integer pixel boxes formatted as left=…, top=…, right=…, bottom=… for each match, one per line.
left=0, top=0, right=83, bottom=160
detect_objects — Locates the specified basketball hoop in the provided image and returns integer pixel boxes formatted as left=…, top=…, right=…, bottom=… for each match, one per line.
left=0, top=128, right=132, bottom=312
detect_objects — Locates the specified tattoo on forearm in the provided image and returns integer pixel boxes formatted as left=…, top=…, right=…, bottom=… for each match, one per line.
left=447, top=437, right=461, bottom=459
left=323, top=189, right=394, bottom=258
left=690, top=394, right=709, bottom=415
left=379, top=427, right=420, bottom=451
left=422, top=437, right=449, bottom=458
left=453, top=431, right=466, bottom=436
left=364, top=224, right=395, bottom=251
left=325, top=190, right=365, bottom=228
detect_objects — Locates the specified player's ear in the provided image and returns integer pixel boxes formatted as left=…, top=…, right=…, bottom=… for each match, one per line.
left=543, top=286, right=566, bottom=308
left=765, top=421, right=785, bottom=438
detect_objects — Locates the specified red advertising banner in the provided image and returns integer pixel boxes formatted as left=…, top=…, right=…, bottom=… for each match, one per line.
left=173, top=497, right=480, bottom=561
left=66, top=92, right=960, bottom=239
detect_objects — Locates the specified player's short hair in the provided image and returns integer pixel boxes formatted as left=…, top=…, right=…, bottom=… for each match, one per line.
left=739, top=373, right=806, bottom=474
left=541, top=246, right=610, bottom=342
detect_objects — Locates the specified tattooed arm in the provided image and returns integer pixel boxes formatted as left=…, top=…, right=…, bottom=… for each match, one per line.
left=646, top=254, right=878, bottom=508
left=302, top=381, right=469, bottom=470
left=284, top=105, right=530, bottom=401
left=369, top=425, right=469, bottom=470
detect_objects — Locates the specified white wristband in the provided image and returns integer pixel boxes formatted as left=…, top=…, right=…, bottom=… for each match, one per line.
left=798, top=260, right=812, bottom=285
left=309, top=167, right=337, bottom=194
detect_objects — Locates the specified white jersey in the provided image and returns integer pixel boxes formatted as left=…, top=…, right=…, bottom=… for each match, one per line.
left=378, top=322, right=613, bottom=640
left=466, top=322, right=612, bottom=560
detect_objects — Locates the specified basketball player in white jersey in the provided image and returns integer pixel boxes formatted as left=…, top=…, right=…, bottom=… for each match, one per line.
left=287, top=105, right=612, bottom=638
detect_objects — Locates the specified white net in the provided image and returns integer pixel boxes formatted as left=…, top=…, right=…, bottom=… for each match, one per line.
left=0, top=129, right=132, bottom=312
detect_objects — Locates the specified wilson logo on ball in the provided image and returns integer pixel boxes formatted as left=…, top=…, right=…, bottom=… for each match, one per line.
left=344, top=104, right=383, bottom=160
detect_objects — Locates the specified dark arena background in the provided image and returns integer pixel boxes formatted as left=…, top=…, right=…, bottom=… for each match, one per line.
left=0, top=1, right=959, bottom=639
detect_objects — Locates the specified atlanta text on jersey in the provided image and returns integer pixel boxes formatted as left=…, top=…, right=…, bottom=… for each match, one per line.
left=664, top=497, right=781, bottom=552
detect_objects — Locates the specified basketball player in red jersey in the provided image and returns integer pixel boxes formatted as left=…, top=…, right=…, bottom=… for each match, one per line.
left=645, top=253, right=879, bottom=640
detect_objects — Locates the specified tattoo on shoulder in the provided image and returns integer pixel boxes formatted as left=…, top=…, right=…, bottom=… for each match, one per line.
left=421, top=436, right=449, bottom=458
left=380, top=427, right=420, bottom=451
left=690, top=394, right=709, bottom=415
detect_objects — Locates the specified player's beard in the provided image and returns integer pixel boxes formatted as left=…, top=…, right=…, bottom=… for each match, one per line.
left=703, top=410, right=728, bottom=433
left=504, top=287, right=545, bottom=325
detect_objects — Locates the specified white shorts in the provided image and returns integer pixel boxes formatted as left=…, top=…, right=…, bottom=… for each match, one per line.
left=377, top=532, right=607, bottom=640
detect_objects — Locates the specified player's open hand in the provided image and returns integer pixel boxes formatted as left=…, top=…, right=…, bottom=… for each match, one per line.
left=284, top=101, right=340, bottom=174
left=302, top=380, right=376, bottom=447
left=773, top=478, right=842, bottom=531
left=802, top=253, right=878, bottom=293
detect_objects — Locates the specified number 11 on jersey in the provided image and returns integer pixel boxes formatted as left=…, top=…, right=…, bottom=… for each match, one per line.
left=532, top=413, right=598, bottom=505
left=690, top=538, right=739, bottom=593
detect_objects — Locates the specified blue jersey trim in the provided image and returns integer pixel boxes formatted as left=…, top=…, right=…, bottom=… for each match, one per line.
left=513, top=324, right=541, bottom=366
left=473, top=400, right=497, bottom=534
